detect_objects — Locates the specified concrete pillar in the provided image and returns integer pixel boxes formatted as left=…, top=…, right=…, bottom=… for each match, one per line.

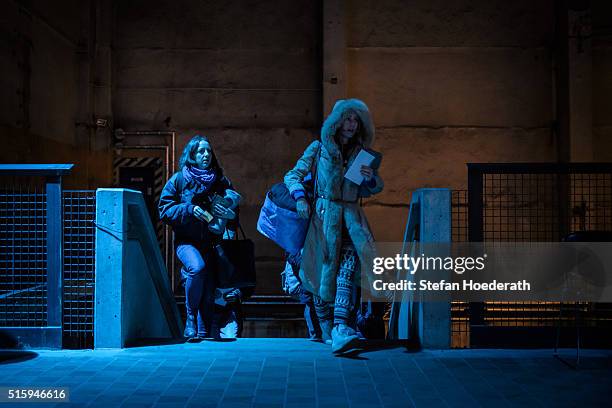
left=94, top=189, right=126, bottom=348
left=390, top=188, right=451, bottom=348
left=556, top=0, right=593, bottom=162
left=568, top=3, right=593, bottom=162
left=92, top=0, right=113, bottom=184
left=15, top=3, right=32, bottom=133
left=94, top=188, right=183, bottom=348
left=323, top=0, right=346, bottom=116
left=417, top=189, right=452, bottom=349
left=75, top=0, right=94, bottom=182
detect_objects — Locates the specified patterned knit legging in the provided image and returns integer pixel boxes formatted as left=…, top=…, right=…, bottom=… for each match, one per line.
left=313, top=242, right=359, bottom=325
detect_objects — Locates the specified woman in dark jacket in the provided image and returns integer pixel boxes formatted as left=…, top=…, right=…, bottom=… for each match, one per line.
left=159, top=134, right=240, bottom=339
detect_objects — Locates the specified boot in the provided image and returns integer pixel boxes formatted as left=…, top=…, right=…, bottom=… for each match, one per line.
left=184, top=314, right=197, bottom=339
left=209, top=318, right=221, bottom=340
left=331, top=323, right=360, bottom=353
left=320, top=319, right=333, bottom=345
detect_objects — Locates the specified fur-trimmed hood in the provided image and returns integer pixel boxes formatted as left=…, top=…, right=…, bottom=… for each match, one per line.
left=320, top=98, right=375, bottom=158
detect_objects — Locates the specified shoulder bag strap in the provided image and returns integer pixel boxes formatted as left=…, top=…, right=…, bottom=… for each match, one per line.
left=311, top=143, right=322, bottom=198
left=237, top=221, right=247, bottom=240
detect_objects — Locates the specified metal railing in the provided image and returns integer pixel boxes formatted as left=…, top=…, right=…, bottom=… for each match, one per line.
left=454, top=163, right=612, bottom=348
left=0, top=164, right=73, bottom=348
left=0, top=184, right=47, bottom=327
left=450, top=190, right=470, bottom=348
left=467, top=163, right=612, bottom=243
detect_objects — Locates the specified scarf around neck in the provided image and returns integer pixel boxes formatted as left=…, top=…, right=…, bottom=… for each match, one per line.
left=182, top=165, right=217, bottom=192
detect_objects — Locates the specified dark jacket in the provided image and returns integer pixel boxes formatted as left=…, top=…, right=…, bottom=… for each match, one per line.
left=158, top=171, right=237, bottom=245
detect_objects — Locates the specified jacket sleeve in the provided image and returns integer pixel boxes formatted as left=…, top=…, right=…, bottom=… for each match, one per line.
left=359, top=170, right=384, bottom=197
left=221, top=176, right=240, bottom=233
left=283, top=140, right=321, bottom=196
left=158, top=173, right=195, bottom=227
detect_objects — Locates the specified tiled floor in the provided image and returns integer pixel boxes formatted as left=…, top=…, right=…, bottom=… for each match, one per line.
left=0, top=339, right=611, bottom=407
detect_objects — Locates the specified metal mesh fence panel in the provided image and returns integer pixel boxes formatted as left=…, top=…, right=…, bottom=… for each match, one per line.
left=459, top=164, right=612, bottom=347
left=62, top=190, right=96, bottom=349
left=451, top=190, right=469, bottom=347
left=0, top=182, right=47, bottom=327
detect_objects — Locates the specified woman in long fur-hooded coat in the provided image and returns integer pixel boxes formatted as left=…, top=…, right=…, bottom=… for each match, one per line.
left=284, top=99, right=383, bottom=303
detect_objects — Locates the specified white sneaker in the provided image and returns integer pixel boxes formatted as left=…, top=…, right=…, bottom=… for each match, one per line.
left=331, top=324, right=360, bottom=353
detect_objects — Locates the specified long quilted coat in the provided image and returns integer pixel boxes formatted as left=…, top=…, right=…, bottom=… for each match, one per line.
left=284, top=99, right=383, bottom=302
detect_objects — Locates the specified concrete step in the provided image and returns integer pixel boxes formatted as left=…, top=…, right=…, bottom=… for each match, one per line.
left=242, top=294, right=303, bottom=319
left=242, top=317, right=309, bottom=338
left=241, top=293, right=310, bottom=338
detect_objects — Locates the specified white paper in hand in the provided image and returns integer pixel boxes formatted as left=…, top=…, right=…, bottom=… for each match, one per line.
left=344, top=149, right=375, bottom=185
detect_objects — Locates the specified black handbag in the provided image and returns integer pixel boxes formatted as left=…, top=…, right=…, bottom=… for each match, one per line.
left=213, top=224, right=256, bottom=306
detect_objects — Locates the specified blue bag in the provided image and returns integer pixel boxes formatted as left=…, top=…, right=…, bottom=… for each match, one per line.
left=257, top=191, right=309, bottom=255
left=257, top=145, right=321, bottom=255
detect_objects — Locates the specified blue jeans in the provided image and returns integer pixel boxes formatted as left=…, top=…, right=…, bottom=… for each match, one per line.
left=287, top=253, right=321, bottom=339
left=299, top=289, right=322, bottom=339
left=176, top=243, right=215, bottom=335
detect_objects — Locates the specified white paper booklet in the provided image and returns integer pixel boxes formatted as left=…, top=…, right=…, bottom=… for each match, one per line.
left=344, top=149, right=375, bottom=185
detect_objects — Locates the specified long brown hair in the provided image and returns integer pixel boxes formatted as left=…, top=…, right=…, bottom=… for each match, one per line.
left=178, top=134, right=223, bottom=176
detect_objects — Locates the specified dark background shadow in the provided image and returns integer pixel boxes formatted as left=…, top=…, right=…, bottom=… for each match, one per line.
left=0, top=351, right=38, bottom=365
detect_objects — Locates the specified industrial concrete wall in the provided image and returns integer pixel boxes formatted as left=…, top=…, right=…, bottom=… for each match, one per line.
left=593, top=0, right=612, bottom=162
left=1, top=0, right=79, bottom=176
left=346, top=0, right=558, bottom=241
left=3, top=0, right=610, bottom=248
left=112, top=0, right=322, bottom=256
left=0, top=0, right=113, bottom=189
